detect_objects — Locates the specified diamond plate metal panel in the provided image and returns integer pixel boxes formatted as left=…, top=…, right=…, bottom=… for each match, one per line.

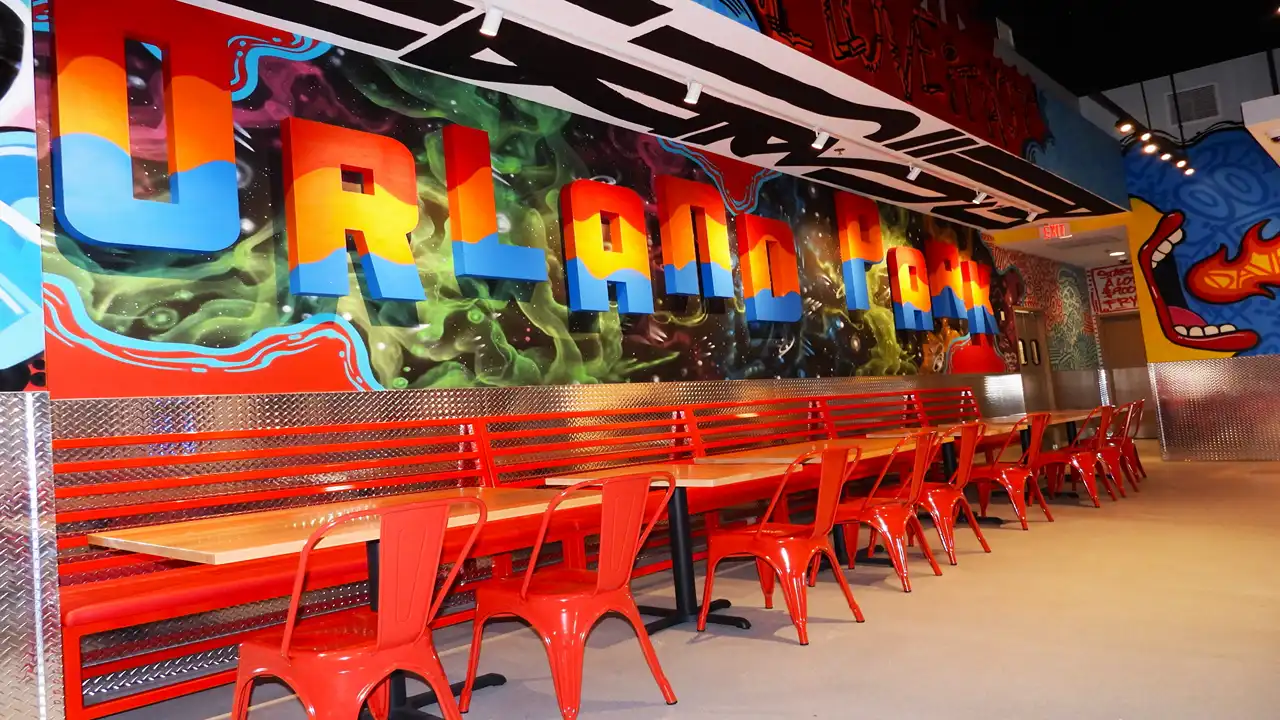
left=1151, top=355, right=1280, bottom=461
left=0, top=392, right=63, bottom=720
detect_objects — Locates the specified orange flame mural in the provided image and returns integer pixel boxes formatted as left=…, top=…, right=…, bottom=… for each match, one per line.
left=1187, top=220, right=1280, bottom=303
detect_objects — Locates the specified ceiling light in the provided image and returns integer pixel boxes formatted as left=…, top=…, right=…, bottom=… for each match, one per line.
left=812, top=130, right=830, bottom=150
left=1027, top=211, right=1039, bottom=222
left=1160, top=152, right=1172, bottom=161
left=683, top=80, right=702, bottom=105
left=906, top=165, right=922, bottom=181
left=1116, top=120, right=1135, bottom=134
left=479, top=6, right=504, bottom=37
left=973, top=191, right=988, bottom=204
left=1185, top=167, right=1196, bottom=176
left=1109, top=251, right=1126, bottom=257
left=1176, top=159, right=1188, bottom=168
left=1143, top=143, right=1159, bottom=154
left=1140, top=132, right=1152, bottom=142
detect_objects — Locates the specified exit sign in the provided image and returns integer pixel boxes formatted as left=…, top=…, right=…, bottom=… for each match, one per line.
left=1039, top=222, right=1073, bottom=240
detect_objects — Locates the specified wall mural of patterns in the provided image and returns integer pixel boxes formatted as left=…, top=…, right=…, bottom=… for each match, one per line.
left=1125, top=124, right=1280, bottom=364
left=0, top=0, right=44, bottom=392
left=988, top=245, right=1100, bottom=371
left=35, top=0, right=1019, bottom=400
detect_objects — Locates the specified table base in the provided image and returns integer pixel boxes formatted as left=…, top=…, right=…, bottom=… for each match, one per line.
left=378, top=672, right=506, bottom=720
left=638, top=598, right=751, bottom=634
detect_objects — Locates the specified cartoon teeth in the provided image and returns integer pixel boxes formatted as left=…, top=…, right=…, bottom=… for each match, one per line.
left=1173, top=324, right=1237, bottom=337
left=1150, top=228, right=1184, bottom=268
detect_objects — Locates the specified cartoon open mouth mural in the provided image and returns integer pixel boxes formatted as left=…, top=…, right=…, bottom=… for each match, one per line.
left=1138, top=210, right=1260, bottom=353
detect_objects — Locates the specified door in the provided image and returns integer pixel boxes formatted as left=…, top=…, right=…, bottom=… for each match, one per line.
left=1098, top=313, right=1158, bottom=438
left=1015, top=309, right=1055, bottom=411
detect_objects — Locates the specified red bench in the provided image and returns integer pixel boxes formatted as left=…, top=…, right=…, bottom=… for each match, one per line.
left=55, top=385, right=983, bottom=718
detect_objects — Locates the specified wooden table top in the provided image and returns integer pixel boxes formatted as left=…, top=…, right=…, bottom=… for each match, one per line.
left=984, top=410, right=1095, bottom=426
left=544, top=462, right=784, bottom=488
left=87, top=487, right=599, bottom=566
left=692, top=436, right=936, bottom=466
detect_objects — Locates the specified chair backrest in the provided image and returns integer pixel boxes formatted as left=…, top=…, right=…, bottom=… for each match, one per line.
left=280, top=496, right=487, bottom=656
left=914, top=388, right=982, bottom=428
left=989, top=413, right=1048, bottom=467
left=1109, top=402, right=1136, bottom=442
left=860, top=431, right=938, bottom=510
left=758, top=448, right=859, bottom=541
left=522, top=473, right=675, bottom=596
left=1128, top=400, right=1145, bottom=439
left=939, top=422, right=985, bottom=490
left=1072, top=405, right=1114, bottom=451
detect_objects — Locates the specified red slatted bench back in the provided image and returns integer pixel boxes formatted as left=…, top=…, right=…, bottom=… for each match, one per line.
left=475, top=405, right=695, bottom=487
left=915, top=387, right=981, bottom=427
left=685, top=397, right=830, bottom=455
left=818, top=392, right=923, bottom=437
left=52, top=417, right=487, bottom=584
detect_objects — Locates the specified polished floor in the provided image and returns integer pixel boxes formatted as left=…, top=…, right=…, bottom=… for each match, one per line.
left=114, top=443, right=1280, bottom=719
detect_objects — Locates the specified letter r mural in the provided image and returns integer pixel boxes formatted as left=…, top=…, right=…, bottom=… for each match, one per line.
left=281, top=118, right=424, bottom=301
left=888, top=246, right=933, bottom=332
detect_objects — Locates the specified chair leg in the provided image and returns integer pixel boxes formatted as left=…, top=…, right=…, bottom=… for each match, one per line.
left=929, top=502, right=959, bottom=565
left=976, top=481, right=992, bottom=517
left=909, top=516, right=942, bottom=577
left=230, top=674, right=255, bottom=720
left=874, top=520, right=913, bottom=593
left=1028, top=476, right=1055, bottom=522
left=1102, top=451, right=1127, bottom=498
left=1128, top=441, right=1147, bottom=478
left=407, top=654, right=467, bottom=720
left=617, top=602, right=677, bottom=706
left=807, top=553, right=821, bottom=588
left=999, top=473, right=1030, bottom=530
left=754, top=557, right=775, bottom=608
left=460, top=612, right=489, bottom=713
left=698, top=557, right=724, bottom=631
left=775, top=568, right=811, bottom=645
left=959, top=500, right=991, bottom=553
left=823, top=547, right=864, bottom=623
left=366, top=681, right=391, bottom=720
left=1069, top=458, right=1103, bottom=507
left=845, top=523, right=859, bottom=570
left=542, top=629, right=589, bottom=720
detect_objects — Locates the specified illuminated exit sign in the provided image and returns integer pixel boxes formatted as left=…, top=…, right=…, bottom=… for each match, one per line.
left=1039, top=222, right=1073, bottom=240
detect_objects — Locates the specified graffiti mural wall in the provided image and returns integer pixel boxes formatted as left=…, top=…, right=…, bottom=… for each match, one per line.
left=1126, top=124, right=1280, bottom=363
left=36, top=0, right=1023, bottom=400
left=0, top=0, right=43, bottom=392
left=989, top=245, right=1100, bottom=371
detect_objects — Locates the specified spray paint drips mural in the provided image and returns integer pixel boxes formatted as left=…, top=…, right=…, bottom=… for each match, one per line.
left=36, top=0, right=1023, bottom=400
left=0, top=0, right=43, bottom=392
left=1126, top=124, right=1280, bottom=364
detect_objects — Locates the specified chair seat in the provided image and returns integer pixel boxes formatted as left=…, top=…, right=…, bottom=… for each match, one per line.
left=244, top=606, right=379, bottom=655
left=481, top=567, right=603, bottom=599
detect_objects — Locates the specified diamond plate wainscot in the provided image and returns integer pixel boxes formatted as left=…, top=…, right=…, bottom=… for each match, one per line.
left=0, top=392, right=63, bottom=720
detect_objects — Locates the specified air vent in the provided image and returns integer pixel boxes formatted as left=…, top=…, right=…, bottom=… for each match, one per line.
left=1167, top=84, right=1220, bottom=124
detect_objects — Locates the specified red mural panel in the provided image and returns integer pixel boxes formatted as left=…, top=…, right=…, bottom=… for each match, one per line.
left=749, top=0, right=1047, bottom=155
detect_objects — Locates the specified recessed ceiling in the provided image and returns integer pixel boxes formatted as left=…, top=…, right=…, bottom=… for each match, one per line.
left=980, top=0, right=1280, bottom=96
left=1001, top=227, right=1131, bottom=268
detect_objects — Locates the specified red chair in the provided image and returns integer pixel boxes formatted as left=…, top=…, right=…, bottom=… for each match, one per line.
left=696, top=448, right=865, bottom=645
left=918, top=423, right=991, bottom=565
left=1102, top=402, right=1142, bottom=494
left=1038, top=406, right=1119, bottom=506
left=1129, top=399, right=1149, bottom=479
left=971, top=413, right=1055, bottom=529
left=231, top=497, right=487, bottom=720
left=461, top=474, right=676, bottom=720
left=836, top=432, right=944, bottom=593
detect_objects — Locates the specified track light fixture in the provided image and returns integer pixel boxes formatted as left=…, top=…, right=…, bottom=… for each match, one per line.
left=973, top=191, right=988, bottom=204
left=1116, top=120, right=1135, bottom=134
left=812, top=130, right=830, bottom=150
left=1027, top=211, right=1039, bottom=222
left=1140, top=131, right=1152, bottom=142
left=1184, top=167, right=1196, bottom=176
left=1143, top=143, right=1159, bottom=154
left=684, top=80, right=702, bottom=105
left=1176, top=159, right=1188, bottom=168
left=906, top=165, right=922, bottom=181
left=1160, top=152, right=1172, bottom=161
left=480, top=6, right=504, bottom=36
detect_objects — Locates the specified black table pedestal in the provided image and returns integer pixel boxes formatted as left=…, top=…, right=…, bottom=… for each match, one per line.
left=638, top=487, right=751, bottom=634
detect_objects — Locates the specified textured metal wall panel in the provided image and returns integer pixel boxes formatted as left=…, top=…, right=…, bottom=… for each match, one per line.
left=1151, top=355, right=1280, bottom=461
left=1050, top=370, right=1106, bottom=411
left=0, top=393, right=63, bottom=720
left=1103, top=368, right=1158, bottom=439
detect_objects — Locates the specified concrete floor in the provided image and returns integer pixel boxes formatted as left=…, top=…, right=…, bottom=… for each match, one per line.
left=113, top=443, right=1280, bottom=719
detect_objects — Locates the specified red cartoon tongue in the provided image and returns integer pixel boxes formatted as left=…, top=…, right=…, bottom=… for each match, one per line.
left=1169, top=306, right=1206, bottom=327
